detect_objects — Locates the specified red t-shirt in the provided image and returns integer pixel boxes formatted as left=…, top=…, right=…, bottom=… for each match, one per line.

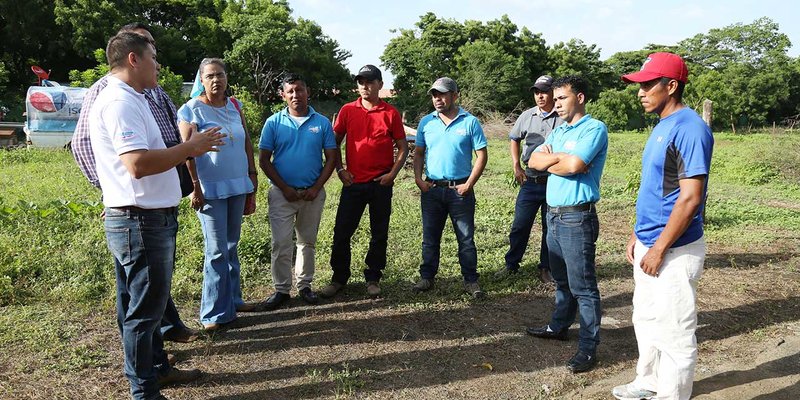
left=333, top=99, right=406, bottom=183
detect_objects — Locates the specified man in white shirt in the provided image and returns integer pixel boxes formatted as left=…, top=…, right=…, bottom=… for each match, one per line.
left=90, top=31, right=224, bottom=400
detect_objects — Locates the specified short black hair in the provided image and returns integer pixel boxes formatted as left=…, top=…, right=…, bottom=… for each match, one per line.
left=659, top=77, right=685, bottom=101
left=552, top=75, right=589, bottom=97
left=118, top=22, right=150, bottom=35
left=280, top=73, right=306, bottom=90
left=106, top=31, right=152, bottom=70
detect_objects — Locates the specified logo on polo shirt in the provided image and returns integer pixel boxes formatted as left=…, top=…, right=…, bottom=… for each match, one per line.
left=120, top=130, right=137, bottom=140
left=564, top=140, right=577, bottom=150
left=455, top=128, right=467, bottom=136
left=309, top=126, right=320, bottom=134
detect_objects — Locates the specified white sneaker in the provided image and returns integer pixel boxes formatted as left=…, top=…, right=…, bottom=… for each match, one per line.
left=612, top=383, right=656, bottom=400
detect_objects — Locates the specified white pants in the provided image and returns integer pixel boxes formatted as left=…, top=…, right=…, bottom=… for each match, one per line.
left=268, top=185, right=326, bottom=293
left=632, top=237, right=706, bottom=400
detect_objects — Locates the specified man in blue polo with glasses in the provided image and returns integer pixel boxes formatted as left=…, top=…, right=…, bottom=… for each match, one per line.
left=412, top=77, right=488, bottom=299
left=526, top=75, right=608, bottom=374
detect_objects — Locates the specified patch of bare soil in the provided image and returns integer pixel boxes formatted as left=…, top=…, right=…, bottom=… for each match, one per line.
left=2, top=251, right=798, bottom=400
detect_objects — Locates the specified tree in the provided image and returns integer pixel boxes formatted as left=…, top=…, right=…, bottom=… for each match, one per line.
left=221, top=0, right=352, bottom=106
left=547, top=39, right=612, bottom=100
left=455, top=40, right=526, bottom=115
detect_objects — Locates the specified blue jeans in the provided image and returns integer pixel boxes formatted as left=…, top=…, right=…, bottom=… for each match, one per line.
left=104, top=207, right=176, bottom=400
left=505, top=179, right=549, bottom=271
left=330, top=182, right=393, bottom=284
left=546, top=208, right=601, bottom=355
left=197, top=194, right=247, bottom=325
left=159, top=296, right=189, bottom=337
left=419, top=186, right=479, bottom=283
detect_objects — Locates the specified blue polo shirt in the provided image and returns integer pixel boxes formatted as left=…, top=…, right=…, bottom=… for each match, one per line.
left=259, top=106, right=336, bottom=188
left=537, top=114, right=608, bottom=207
left=635, top=107, right=713, bottom=247
left=416, top=107, right=487, bottom=180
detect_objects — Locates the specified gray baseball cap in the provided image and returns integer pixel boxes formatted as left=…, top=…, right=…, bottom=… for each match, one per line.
left=427, top=77, right=458, bottom=94
left=530, top=75, right=554, bottom=91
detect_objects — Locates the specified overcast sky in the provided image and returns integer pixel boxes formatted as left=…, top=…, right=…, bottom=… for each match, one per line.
left=289, top=0, right=800, bottom=88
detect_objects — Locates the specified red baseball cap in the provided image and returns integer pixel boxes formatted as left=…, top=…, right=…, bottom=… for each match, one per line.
left=622, top=52, right=688, bottom=83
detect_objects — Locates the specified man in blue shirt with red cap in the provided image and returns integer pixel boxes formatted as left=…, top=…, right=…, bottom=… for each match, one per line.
left=612, top=53, right=713, bottom=400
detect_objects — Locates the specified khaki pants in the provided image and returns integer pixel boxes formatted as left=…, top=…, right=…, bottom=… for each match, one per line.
left=268, top=186, right=326, bottom=293
left=632, top=237, right=706, bottom=400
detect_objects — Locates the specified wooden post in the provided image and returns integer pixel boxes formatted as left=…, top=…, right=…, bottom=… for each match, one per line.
left=702, top=99, right=713, bottom=128
left=402, top=111, right=407, bottom=125
left=332, top=112, right=337, bottom=126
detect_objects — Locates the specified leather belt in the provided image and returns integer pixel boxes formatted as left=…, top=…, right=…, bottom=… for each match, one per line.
left=526, top=175, right=548, bottom=184
left=426, top=177, right=468, bottom=188
left=548, top=203, right=595, bottom=214
left=109, top=206, right=178, bottom=214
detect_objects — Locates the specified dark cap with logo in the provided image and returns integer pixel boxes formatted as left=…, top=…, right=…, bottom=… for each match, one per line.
left=355, top=64, right=382, bottom=82
left=530, top=75, right=554, bottom=92
left=427, top=77, right=459, bottom=95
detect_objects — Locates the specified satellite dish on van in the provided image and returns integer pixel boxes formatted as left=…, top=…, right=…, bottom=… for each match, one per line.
left=31, top=65, right=51, bottom=86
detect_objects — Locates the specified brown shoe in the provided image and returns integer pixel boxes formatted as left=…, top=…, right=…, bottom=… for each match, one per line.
left=167, top=353, right=177, bottom=367
left=157, top=367, right=201, bottom=387
left=538, top=268, right=554, bottom=284
left=366, top=281, right=381, bottom=297
left=236, top=302, right=259, bottom=312
left=319, top=282, right=344, bottom=298
left=163, top=328, right=200, bottom=343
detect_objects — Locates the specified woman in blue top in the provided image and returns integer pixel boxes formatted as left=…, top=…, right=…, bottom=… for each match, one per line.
left=178, top=58, right=258, bottom=331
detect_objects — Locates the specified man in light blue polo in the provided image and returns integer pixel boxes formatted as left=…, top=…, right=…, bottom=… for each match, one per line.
left=412, top=77, right=488, bottom=298
left=258, top=73, right=337, bottom=310
left=527, top=75, right=608, bottom=373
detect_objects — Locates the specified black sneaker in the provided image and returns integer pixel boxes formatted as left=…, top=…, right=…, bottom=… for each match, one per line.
left=567, top=351, right=597, bottom=373
left=298, top=287, right=319, bottom=305
left=525, top=325, right=569, bottom=341
left=258, top=291, right=291, bottom=311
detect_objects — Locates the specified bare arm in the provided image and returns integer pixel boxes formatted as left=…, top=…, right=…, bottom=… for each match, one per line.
left=258, top=149, right=301, bottom=201
left=334, top=132, right=353, bottom=186
left=376, top=138, right=409, bottom=186
left=456, top=147, right=488, bottom=195
left=413, top=146, right=433, bottom=192
left=119, top=126, right=224, bottom=179
left=303, top=147, right=337, bottom=200
left=510, top=140, right=525, bottom=185
left=639, top=176, right=707, bottom=276
left=547, top=154, right=588, bottom=176
left=178, top=121, right=204, bottom=210
left=528, top=144, right=560, bottom=171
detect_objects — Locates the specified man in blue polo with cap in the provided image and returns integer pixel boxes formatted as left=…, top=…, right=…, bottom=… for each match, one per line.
left=526, top=75, right=608, bottom=374
left=412, top=77, right=488, bottom=298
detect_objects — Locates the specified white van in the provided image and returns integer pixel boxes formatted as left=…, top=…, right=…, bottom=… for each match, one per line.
left=24, top=85, right=87, bottom=148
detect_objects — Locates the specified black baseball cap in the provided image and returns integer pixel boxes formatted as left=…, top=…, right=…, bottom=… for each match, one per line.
left=355, top=64, right=382, bottom=82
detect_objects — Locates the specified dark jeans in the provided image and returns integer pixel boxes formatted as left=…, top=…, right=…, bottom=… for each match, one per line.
left=504, top=179, right=549, bottom=271
left=546, top=208, right=602, bottom=355
left=160, top=297, right=189, bottom=337
left=105, top=207, right=176, bottom=400
left=419, top=186, right=479, bottom=283
left=330, top=182, right=393, bottom=284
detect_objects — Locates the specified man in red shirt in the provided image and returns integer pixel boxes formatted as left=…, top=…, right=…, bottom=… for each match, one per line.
left=319, top=64, right=409, bottom=298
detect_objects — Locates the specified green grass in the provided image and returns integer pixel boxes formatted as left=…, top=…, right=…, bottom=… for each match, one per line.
left=1, top=130, right=799, bottom=310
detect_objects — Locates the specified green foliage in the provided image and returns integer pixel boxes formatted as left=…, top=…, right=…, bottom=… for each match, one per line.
left=221, top=0, right=352, bottom=106
left=587, top=86, right=655, bottom=131
left=382, top=13, right=548, bottom=121
left=68, top=49, right=109, bottom=88
left=230, top=84, right=268, bottom=140
left=547, top=39, right=613, bottom=100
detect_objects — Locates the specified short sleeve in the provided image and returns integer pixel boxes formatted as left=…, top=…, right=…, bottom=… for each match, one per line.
left=333, top=106, right=347, bottom=135
left=176, top=102, right=198, bottom=125
left=258, top=117, right=275, bottom=151
left=673, top=122, right=713, bottom=179
left=322, top=119, right=337, bottom=149
left=570, top=121, right=608, bottom=164
left=389, top=108, right=406, bottom=140
left=508, top=109, right=529, bottom=141
left=470, top=117, right=488, bottom=150
left=101, top=100, right=150, bottom=155
left=415, top=117, right=428, bottom=148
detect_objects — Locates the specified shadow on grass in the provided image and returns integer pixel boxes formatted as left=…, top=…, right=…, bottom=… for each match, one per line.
left=693, top=352, right=800, bottom=398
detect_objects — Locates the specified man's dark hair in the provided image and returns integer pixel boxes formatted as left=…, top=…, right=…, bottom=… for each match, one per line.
left=106, top=31, right=152, bottom=70
left=660, top=77, right=685, bottom=101
left=280, top=73, right=306, bottom=90
left=552, top=75, right=589, bottom=97
left=118, top=22, right=150, bottom=35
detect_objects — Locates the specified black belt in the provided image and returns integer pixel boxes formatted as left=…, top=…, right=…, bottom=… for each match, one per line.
left=548, top=203, right=595, bottom=214
left=526, top=175, right=548, bottom=184
left=426, top=177, right=468, bottom=188
left=109, top=206, right=178, bottom=214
